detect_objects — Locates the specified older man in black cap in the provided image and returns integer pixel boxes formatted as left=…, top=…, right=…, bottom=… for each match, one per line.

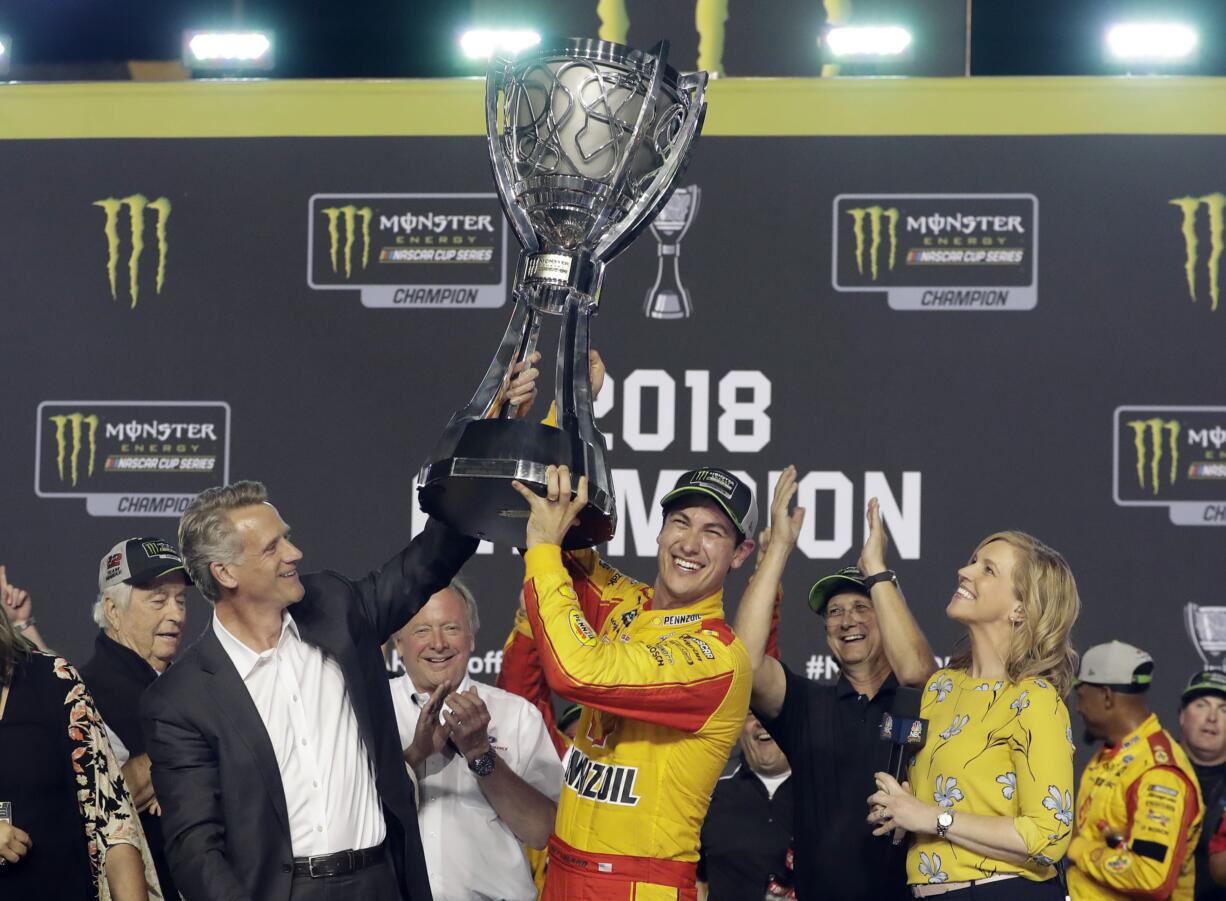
left=733, top=481, right=935, bottom=901
left=1180, top=669, right=1226, bottom=901
left=80, top=537, right=191, bottom=899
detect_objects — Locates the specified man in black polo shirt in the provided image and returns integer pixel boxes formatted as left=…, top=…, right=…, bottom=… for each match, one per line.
left=734, top=468, right=935, bottom=900
left=80, top=537, right=190, bottom=899
left=699, top=711, right=795, bottom=898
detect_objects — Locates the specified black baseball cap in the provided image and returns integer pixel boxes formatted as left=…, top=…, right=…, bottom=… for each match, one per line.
left=808, top=565, right=870, bottom=615
left=1182, top=669, right=1226, bottom=706
left=98, top=538, right=191, bottom=593
left=660, top=467, right=757, bottom=541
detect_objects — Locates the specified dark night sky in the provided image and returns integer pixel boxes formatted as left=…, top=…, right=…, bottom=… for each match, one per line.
left=0, top=0, right=1222, bottom=78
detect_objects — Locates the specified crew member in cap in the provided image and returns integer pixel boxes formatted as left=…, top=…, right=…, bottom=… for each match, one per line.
left=510, top=451, right=756, bottom=900
left=1069, top=641, right=1203, bottom=901
left=1179, top=670, right=1226, bottom=900
left=80, top=537, right=190, bottom=901
left=734, top=472, right=933, bottom=900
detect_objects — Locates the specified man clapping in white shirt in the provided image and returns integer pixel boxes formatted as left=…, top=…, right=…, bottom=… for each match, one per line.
left=389, top=579, right=561, bottom=901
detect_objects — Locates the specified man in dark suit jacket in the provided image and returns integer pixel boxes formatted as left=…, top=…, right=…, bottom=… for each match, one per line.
left=141, top=480, right=477, bottom=901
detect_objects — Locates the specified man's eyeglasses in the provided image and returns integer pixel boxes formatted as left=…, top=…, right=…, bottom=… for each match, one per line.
left=823, top=601, right=873, bottom=621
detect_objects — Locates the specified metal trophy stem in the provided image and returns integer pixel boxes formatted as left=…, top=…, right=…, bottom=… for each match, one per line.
left=418, top=38, right=708, bottom=548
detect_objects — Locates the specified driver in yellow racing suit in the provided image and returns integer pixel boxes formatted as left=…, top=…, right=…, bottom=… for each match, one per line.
left=512, top=462, right=758, bottom=901
left=1070, top=641, right=1203, bottom=901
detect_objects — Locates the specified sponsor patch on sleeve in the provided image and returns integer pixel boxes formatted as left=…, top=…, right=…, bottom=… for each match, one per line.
left=1148, top=785, right=1180, bottom=799
left=568, top=609, right=597, bottom=647
left=1131, top=839, right=1169, bottom=863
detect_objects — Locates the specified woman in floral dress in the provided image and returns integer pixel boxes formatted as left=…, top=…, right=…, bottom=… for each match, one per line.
left=0, top=607, right=155, bottom=899
left=868, top=530, right=1080, bottom=899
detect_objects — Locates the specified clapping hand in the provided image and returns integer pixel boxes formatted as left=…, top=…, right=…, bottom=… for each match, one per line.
left=440, top=687, right=494, bottom=763
left=857, top=497, right=889, bottom=576
left=404, top=678, right=455, bottom=771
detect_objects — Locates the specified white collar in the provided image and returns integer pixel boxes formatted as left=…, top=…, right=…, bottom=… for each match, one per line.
left=212, top=611, right=299, bottom=680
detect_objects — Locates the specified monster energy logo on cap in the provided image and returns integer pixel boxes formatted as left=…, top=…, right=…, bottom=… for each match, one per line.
left=1170, top=192, right=1225, bottom=313
left=93, top=194, right=171, bottom=309
left=659, top=467, right=758, bottom=539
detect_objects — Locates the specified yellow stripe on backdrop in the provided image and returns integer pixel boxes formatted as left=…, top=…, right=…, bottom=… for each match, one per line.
left=2, top=77, right=1226, bottom=139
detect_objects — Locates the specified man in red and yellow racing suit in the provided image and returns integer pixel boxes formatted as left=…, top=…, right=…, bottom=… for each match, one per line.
left=513, top=464, right=757, bottom=901
left=1070, top=642, right=1203, bottom=901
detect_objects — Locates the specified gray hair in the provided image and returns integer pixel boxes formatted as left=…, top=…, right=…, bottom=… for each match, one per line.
left=93, top=581, right=133, bottom=629
left=179, top=480, right=269, bottom=602
left=449, top=577, right=480, bottom=634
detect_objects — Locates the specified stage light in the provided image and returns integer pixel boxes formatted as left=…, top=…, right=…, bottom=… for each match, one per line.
left=1106, top=23, right=1197, bottom=62
left=824, top=26, right=912, bottom=59
left=459, top=29, right=541, bottom=60
left=183, top=31, right=274, bottom=71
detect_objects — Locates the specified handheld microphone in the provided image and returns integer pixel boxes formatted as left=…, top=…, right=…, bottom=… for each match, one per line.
left=879, top=686, right=927, bottom=783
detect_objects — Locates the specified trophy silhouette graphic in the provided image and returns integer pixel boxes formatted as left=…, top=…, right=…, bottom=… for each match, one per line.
left=1185, top=603, right=1226, bottom=669
left=644, top=184, right=700, bottom=319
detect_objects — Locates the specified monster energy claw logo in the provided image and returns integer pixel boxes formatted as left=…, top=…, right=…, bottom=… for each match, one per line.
left=49, top=413, right=100, bottom=487
left=1127, top=418, right=1180, bottom=495
left=1170, top=192, right=1224, bottom=312
left=94, top=195, right=171, bottom=309
left=322, top=205, right=373, bottom=278
left=847, top=206, right=900, bottom=280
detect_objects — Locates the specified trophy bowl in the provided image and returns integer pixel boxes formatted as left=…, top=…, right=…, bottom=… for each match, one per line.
left=417, top=37, right=708, bottom=548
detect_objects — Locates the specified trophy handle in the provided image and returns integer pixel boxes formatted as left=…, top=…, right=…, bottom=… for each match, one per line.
left=486, top=55, right=542, bottom=255
left=593, top=68, right=709, bottom=264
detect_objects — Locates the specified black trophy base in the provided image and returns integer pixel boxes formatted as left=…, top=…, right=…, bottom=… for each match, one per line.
left=418, top=418, right=615, bottom=549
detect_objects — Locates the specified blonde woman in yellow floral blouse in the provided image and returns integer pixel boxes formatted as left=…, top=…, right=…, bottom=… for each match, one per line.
left=868, top=530, right=1080, bottom=899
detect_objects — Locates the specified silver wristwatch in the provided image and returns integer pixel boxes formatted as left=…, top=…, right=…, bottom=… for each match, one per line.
left=936, top=809, right=955, bottom=838
left=467, top=748, right=497, bottom=777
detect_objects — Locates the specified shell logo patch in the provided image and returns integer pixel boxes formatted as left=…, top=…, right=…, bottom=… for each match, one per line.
left=558, top=584, right=578, bottom=601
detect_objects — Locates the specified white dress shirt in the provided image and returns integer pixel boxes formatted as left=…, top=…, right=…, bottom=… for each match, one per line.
left=390, top=673, right=563, bottom=901
left=212, top=611, right=386, bottom=857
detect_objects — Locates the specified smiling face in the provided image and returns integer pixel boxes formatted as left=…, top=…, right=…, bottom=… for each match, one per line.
left=822, top=590, right=883, bottom=668
left=947, top=539, right=1020, bottom=626
left=220, top=503, right=304, bottom=608
left=654, top=497, right=754, bottom=608
left=106, top=572, right=188, bottom=673
left=740, top=712, right=789, bottom=776
left=1180, top=694, right=1226, bottom=765
left=395, top=587, right=475, bottom=694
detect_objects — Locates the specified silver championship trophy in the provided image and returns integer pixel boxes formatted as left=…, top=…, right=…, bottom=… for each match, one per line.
left=644, top=184, right=700, bottom=319
left=1186, top=603, right=1226, bottom=669
left=418, top=38, right=708, bottom=548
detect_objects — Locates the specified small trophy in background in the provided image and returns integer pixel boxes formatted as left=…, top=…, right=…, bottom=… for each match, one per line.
left=1185, top=603, right=1226, bottom=669
left=644, top=184, right=700, bottom=320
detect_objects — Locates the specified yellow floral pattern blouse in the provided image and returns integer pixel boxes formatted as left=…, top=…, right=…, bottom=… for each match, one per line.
left=907, top=668, right=1075, bottom=886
